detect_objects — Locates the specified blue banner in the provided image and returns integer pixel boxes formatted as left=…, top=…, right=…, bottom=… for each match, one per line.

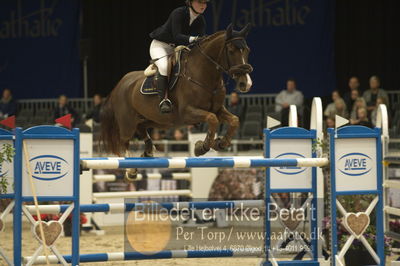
left=206, top=0, right=335, bottom=97
left=0, top=0, right=81, bottom=99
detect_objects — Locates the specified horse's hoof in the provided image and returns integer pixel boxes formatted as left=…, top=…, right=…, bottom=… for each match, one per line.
left=213, top=137, right=228, bottom=151
left=141, top=152, right=153, bottom=158
left=124, top=169, right=138, bottom=182
left=194, top=140, right=210, bottom=156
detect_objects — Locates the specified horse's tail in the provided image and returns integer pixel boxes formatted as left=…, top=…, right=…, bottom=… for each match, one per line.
left=100, top=95, right=122, bottom=156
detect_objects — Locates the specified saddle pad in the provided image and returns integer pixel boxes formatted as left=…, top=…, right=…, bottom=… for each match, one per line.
left=140, top=49, right=184, bottom=95
left=140, top=76, right=157, bottom=95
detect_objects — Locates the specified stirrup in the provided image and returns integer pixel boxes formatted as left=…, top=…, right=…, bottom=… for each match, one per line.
left=159, top=99, right=172, bottom=113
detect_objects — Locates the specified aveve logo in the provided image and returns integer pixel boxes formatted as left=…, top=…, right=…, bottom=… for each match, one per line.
left=338, top=153, right=372, bottom=176
left=274, top=152, right=306, bottom=175
left=29, top=155, right=69, bottom=181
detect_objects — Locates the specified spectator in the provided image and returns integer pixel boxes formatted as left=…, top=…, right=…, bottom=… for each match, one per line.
left=350, top=97, right=367, bottom=120
left=371, top=97, right=388, bottom=127
left=324, top=90, right=341, bottom=117
left=325, top=116, right=335, bottom=130
left=151, top=128, right=164, bottom=152
left=171, top=128, right=188, bottom=152
left=343, top=76, right=361, bottom=110
left=0, top=88, right=17, bottom=119
left=86, top=94, right=103, bottom=123
left=325, top=97, right=348, bottom=119
left=54, top=95, right=80, bottom=127
left=350, top=107, right=373, bottom=128
left=363, top=75, right=389, bottom=113
left=227, top=92, right=244, bottom=120
left=334, top=98, right=349, bottom=118
left=275, top=78, right=304, bottom=126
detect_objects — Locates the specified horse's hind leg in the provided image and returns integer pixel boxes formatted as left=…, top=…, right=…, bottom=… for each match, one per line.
left=213, top=106, right=239, bottom=151
left=137, top=123, right=154, bottom=157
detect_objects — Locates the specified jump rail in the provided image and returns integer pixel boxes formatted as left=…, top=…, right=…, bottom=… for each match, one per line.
left=81, top=157, right=329, bottom=169
left=93, top=173, right=192, bottom=183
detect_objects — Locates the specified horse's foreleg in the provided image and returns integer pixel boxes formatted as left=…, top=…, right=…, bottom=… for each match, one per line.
left=213, top=106, right=239, bottom=151
left=184, top=108, right=219, bottom=156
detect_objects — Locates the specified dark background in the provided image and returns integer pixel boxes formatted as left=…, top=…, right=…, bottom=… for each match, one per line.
left=82, top=0, right=399, bottom=98
left=1, top=0, right=398, bottom=99
left=335, top=0, right=399, bottom=93
left=81, top=0, right=184, bottom=97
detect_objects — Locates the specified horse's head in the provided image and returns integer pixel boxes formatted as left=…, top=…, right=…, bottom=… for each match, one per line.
left=224, top=23, right=253, bottom=93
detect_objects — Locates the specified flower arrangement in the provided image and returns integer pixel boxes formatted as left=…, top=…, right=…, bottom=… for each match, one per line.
left=389, top=220, right=400, bottom=248
left=0, top=143, right=15, bottom=195
left=322, top=194, right=393, bottom=264
left=33, top=213, right=87, bottom=224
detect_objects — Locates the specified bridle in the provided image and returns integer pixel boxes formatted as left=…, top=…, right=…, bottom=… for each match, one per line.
left=194, top=37, right=253, bottom=80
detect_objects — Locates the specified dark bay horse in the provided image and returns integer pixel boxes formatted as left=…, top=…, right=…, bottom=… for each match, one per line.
left=101, top=24, right=253, bottom=179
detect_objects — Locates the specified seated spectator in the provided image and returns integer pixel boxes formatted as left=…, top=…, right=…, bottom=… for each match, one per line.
left=325, top=116, right=335, bottom=130
left=325, top=97, right=348, bottom=119
left=0, top=88, right=17, bottom=119
left=227, top=92, right=244, bottom=120
left=363, top=75, right=389, bottom=113
left=350, top=97, right=367, bottom=120
left=86, top=94, right=103, bottom=123
left=345, top=88, right=361, bottom=116
left=171, top=128, right=188, bottom=152
left=54, top=95, right=80, bottom=127
left=324, top=90, right=341, bottom=117
left=275, top=78, right=304, bottom=126
left=343, top=76, right=361, bottom=110
left=334, top=98, right=348, bottom=118
left=350, top=107, right=373, bottom=128
left=371, top=97, right=388, bottom=127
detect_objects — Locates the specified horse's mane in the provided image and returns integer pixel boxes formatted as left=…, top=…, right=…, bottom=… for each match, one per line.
left=186, top=31, right=225, bottom=58
left=201, top=30, right=226, bottom=44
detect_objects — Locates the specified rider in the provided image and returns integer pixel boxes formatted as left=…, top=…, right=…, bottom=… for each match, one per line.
left=149, top=0, right=208, bottom=113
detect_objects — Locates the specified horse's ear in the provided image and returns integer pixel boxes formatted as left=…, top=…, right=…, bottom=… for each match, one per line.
left=226, top=23, right=233, bottom=40
left=239, top=23, right=251, bottom=38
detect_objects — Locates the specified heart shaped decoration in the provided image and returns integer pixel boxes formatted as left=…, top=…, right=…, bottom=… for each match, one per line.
left=32, top=221, right=63, bottom=247
left=281, top=209, right=304, bottom=231
left=0, top=218, right=4, bottom=232
left=343, top=212, right=370, bottom=239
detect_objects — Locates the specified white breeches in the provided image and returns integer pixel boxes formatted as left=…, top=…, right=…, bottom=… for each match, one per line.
left=149, top=39, right=174, bottom=76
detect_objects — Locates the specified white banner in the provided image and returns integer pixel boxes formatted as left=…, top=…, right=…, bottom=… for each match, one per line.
left=22, top=139, right=74, bottom=197
left=269, top=138, right=312, bottom=189
left=334, top=138, right=377, bottom=192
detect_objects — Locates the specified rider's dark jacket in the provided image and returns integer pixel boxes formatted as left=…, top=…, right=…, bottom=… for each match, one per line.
left=150, top=6, right=206, bottom=46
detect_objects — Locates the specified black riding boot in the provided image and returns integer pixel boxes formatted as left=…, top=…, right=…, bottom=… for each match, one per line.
left=156, top=74, right=172, bottom=114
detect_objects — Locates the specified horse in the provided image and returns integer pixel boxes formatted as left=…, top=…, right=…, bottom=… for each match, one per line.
left=101, top=24, right=253, bottom=180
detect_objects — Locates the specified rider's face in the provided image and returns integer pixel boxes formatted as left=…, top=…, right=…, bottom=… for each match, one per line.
left=192, top=0, right=207, bottom=14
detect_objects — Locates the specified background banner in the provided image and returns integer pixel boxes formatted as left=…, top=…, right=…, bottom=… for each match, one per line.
left=0, top=0, right=81, bottom=99
left=206, top=0, right=336, bottom=97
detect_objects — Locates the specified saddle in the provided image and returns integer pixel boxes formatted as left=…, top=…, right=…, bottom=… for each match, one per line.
left=140, top=46, right=189, bottom=95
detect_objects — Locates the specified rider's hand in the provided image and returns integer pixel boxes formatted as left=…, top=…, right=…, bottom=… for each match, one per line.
left=189, top=36, right=198, bottom=43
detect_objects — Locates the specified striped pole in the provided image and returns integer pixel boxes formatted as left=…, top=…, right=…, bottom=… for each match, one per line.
left=93, top=173, right=192, bottom=183
left=81, top=157, right=329, bottom=170
left=93, top=190, right=192, bottom=199
left=25, top=200, right=264, bottom=214
left=24, top=249, right=264, bottom=264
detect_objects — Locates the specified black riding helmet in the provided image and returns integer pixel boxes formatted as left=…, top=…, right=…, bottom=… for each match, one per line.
left=185, top=0, right=210, bottom=14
